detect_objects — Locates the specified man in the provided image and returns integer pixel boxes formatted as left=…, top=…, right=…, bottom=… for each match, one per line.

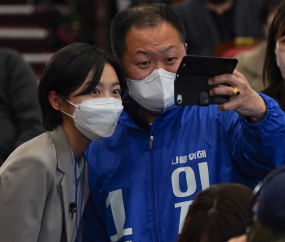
left=173, top=0, right=264, bottom=56
left=0, top=47, right=43, bottom=166
left=83, top=4, right=285, bottom=242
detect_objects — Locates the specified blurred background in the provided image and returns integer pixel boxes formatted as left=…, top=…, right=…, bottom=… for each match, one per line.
left=0, top=0, right=187, bottom=76
left=0, top=0, right=279, bottom=165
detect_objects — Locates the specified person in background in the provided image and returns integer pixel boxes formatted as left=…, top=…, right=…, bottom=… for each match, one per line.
left=178, top=184, right=252, bottom=242
left=0, top=47, right=43, bottom=166
left=173, top=0, right=264, bottom=56
left=0, top=43, right=126, bottom=242
left=235, top=0, right=284, bottom=92
left=229, top=165, right=285, bottom=242
left=246, top=167, right=285, bottom=242
left=82, top=4, right=285, bottom=242
left=263, top=2, right=285, bottom=112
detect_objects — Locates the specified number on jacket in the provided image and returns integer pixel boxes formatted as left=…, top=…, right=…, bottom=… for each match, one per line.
left=106, top=189, right=133, bottom=242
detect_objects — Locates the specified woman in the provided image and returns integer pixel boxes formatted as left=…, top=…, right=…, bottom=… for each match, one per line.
left=0, top=43, right=126, bottom=242
left=177, top=183, right=252, bottom=242
left=263, top=2, right=285, bottom=111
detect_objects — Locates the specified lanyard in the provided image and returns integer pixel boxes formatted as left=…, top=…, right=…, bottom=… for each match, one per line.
left=74, top=156, right=86, bottom=242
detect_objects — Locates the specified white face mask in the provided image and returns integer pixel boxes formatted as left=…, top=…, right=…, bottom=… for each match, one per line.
left=126, top=68, right=176, bottom=112
left=62, top=97, right=123, bottom=141
left=276, top=49, right=285, bottom=80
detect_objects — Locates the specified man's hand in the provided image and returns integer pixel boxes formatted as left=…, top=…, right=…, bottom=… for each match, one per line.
left=227, top=235, right=247, bottom=242
left=208, top=70, right=266, bottom=124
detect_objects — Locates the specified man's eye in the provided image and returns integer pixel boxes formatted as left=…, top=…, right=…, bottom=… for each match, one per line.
left=113, top=89, right=121, bottom=94
left=91, top=89, right=99, bottom=94
left=139, top=61, right=150, bottom=66
left=166, top=57, right=176, bottom=62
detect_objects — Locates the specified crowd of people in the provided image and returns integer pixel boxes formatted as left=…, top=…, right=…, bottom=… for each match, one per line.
left=0, top=0, right=285, bottom=242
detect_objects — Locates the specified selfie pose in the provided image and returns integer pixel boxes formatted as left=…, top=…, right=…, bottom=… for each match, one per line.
left=83, top=4, right=285, bottom=242
left=0, top=43, right=125, bottom=242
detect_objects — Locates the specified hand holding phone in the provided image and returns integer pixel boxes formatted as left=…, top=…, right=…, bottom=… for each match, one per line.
left=174, top=55, right=238, bottom=106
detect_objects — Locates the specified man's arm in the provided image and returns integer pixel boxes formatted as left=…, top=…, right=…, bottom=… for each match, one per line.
left=5, top=49, right=43, bottom=149
left=221, top=93, right=285, bottom=182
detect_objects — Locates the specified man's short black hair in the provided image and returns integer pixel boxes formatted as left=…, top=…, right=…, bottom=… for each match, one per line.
left=110, top=3, right=185, bottom=61
left=38, top=42, right=126, bottom=131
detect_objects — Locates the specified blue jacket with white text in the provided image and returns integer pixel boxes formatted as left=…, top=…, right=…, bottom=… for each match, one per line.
left=82, top=94, right=285, bottom=242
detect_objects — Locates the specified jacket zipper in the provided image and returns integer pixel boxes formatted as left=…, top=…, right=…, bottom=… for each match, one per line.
left=149, top=136, right=154, bottom=150
left=149, top=116, right=164, bottom=242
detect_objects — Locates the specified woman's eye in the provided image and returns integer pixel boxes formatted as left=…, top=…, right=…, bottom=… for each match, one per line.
left=91, top=89, right=99, bottom=94
left=113, top=89, right=121, bottom=94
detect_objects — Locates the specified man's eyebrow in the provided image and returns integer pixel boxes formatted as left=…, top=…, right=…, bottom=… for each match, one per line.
left=134, top=45, right=175, bottom=55
left=161, top=45, right=174, bottom=52
left=135, top=50, right=151, bottom=55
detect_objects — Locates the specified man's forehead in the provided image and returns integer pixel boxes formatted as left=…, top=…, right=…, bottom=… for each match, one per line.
left=125, top=23, right=182, bottom=54
left=134, top=45, right=176, bottom=55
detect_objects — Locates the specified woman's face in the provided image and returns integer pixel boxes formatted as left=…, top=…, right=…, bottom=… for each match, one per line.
left=63, top=63, right=121, bottom=115
left=276, top=36, right=285, bottom=52
left=276, top=35, right=285, bottom=80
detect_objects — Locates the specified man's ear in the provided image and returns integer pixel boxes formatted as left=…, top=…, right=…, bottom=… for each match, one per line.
left=48, top=91, right=63, bottom=111
left=185, top=43, right=188, bottom=52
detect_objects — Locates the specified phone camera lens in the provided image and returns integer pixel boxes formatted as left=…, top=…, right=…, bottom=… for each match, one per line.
left=177, top=94, right=182, bottom=104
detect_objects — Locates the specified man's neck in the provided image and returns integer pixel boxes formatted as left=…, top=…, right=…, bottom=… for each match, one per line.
left=139, top=106, right=162, bottom=124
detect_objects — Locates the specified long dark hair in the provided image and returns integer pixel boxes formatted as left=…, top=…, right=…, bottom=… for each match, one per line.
left=177, top=183, right=252, bottom=242
left=263, top=2, right=285, bottom=111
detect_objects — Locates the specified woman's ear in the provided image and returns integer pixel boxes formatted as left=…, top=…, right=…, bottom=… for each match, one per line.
left=48, top=91, right=63, bottom=111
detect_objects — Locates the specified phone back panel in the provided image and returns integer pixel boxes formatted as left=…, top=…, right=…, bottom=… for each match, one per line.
left=174, top=55, right=238, bottom=106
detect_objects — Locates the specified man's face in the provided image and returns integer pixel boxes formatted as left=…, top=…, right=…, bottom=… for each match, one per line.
left=122, top=22, right=186, bottom=80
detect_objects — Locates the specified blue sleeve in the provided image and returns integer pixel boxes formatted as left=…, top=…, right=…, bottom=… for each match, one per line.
left=82, top=196, right=110, bottom=242
left=222, top=93, right=285, bottom=181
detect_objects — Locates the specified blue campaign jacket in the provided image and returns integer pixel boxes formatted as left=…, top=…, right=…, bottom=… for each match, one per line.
left=83, top=94, right=285, bottom=242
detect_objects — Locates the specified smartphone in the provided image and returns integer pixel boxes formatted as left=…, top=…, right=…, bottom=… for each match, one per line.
left=174, top=55, right=238, bottom=106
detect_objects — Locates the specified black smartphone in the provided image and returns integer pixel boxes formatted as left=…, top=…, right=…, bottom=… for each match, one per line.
left=174, top=55, right=238, bottom=106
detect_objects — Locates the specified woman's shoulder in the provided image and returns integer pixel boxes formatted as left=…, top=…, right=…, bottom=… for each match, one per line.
left=0, top=132, right=57, bottom=174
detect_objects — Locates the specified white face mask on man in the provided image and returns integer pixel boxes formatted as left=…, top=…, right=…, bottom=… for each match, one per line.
left=126, top=68, right=176, bottom=112
left=276, top=41, right=285, bottom=80
left=61, top=97, right=123, bottom=141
